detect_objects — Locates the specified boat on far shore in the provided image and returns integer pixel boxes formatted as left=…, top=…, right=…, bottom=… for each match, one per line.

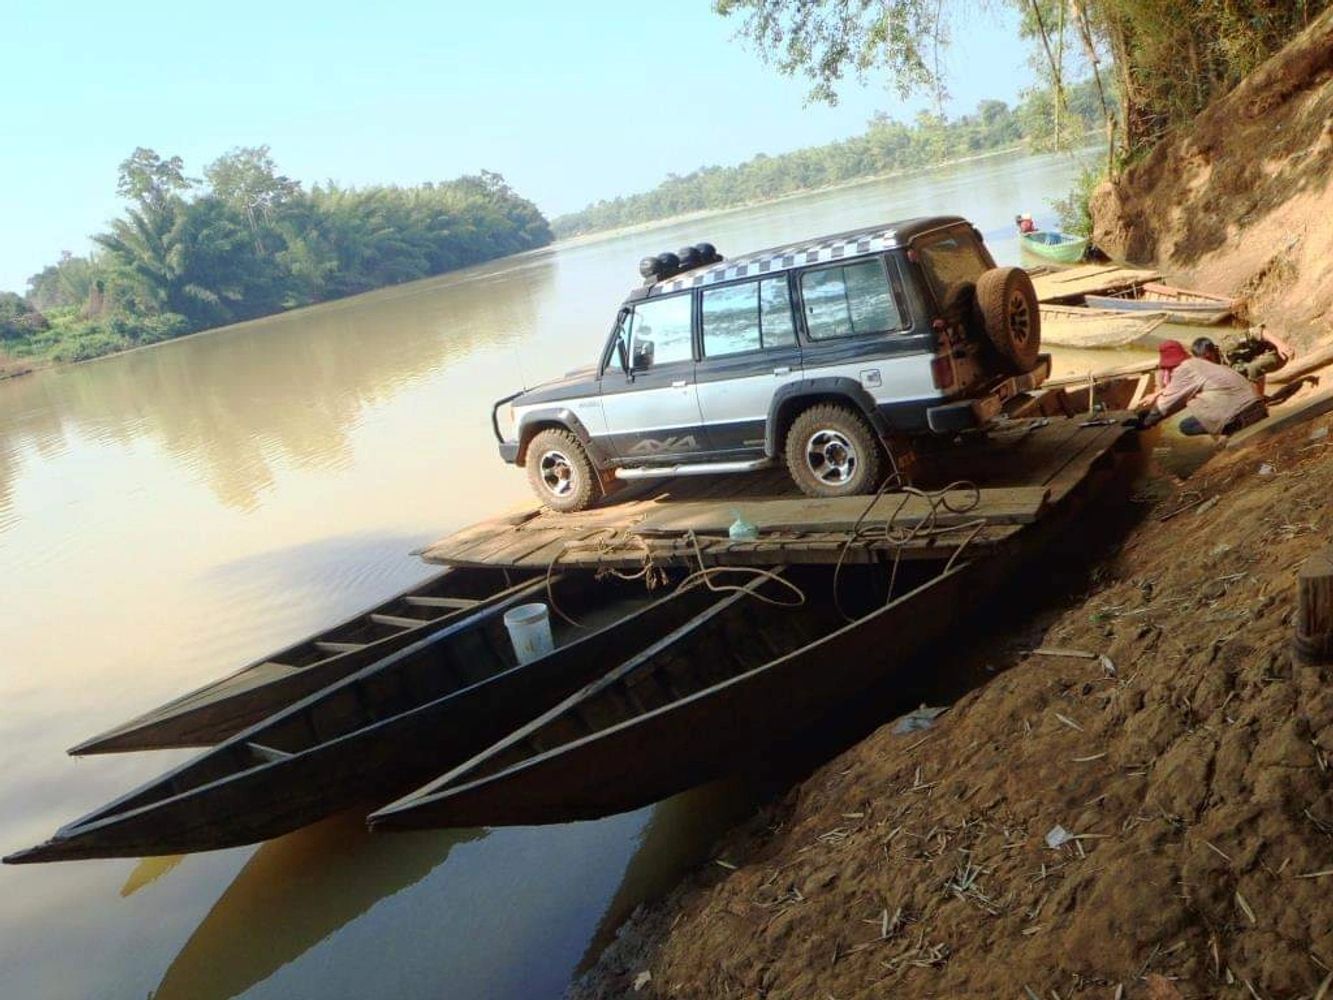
left=1020, top=229, right=1089, bottom=264
left=1085, top=281, right=1235, bottom=325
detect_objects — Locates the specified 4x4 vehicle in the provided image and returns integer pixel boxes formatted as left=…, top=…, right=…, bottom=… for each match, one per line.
left=493, top=215, right=1048, bottom=512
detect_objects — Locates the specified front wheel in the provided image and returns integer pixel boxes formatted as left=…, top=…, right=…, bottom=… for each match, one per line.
left=784, top=404, right=882, bottom=498
left=525, top=429, right=598, bottom=513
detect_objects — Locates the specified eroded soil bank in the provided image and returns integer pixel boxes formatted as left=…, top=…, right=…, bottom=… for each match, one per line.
left=1092, top=8, right=1333, bottom=350
left=571, top=412, right=1332, bottom=1000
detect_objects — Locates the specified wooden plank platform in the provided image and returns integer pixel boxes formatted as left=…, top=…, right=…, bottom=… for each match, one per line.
left=1031, top=264, right=1161, bottom=304
left=420, top=416, right=1138, bottom=573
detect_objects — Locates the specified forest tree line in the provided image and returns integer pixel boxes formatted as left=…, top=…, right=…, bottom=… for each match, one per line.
left=551, top=79, right=1106, bottom=238
left=1, top=147, right=552, bottom=363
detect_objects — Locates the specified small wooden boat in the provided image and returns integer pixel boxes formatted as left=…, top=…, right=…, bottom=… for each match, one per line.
left=1020, top=230, right=1089, bottom=264
left=70, top=566, right=535, bottom=755
left=1038, top=303, right=1170, bottom=350
left=368, top=562, right=980, bottom=831
left=5, top=573, right=728, bottom=864
left=1085, top=282, right=1235, bottom=325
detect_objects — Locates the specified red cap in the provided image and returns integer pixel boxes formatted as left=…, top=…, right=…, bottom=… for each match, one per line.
left=1157, top=340, right=1189, bottom=370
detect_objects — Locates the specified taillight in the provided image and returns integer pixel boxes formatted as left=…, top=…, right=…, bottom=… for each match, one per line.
left=931, top=354, right=955, bottom=390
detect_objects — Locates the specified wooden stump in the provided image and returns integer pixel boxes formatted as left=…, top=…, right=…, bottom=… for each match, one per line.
left=1293, top=546, right=1333, bottom=664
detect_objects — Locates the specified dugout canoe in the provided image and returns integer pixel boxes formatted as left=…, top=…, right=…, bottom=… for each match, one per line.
left=1038, top=303, right=1170, bottom=350
left=369, top=562, right=979, bottom=831
left=71, top=566, right=536, bottom=755
left=5, top=572, right=728, bottom=864
left=1020, top=230, right=1089, bottom=264
left=1085, top=282, right=1235, bottom=326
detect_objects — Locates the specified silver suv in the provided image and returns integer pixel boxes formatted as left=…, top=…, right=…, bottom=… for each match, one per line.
left=493, top=215, right=1047, bottom=512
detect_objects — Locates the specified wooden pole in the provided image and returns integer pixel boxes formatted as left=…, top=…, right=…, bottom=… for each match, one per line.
left=1293, top=546, right=1333, bottom=663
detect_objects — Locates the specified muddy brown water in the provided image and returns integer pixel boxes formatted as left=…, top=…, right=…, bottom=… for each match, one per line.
left=1, top=148, right=1162, bottom=999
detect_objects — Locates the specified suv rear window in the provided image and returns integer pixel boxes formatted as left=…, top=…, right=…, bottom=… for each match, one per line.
left=917, top=232, right=989, bottom=311
left=800, top=259, right=903, bottom=341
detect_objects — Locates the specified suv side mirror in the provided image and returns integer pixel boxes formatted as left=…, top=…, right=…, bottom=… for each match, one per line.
left=631, top=339, right=654, bottom=371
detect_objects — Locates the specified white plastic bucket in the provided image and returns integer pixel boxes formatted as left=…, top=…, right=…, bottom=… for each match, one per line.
left=503, top=602, right=554, bottom=664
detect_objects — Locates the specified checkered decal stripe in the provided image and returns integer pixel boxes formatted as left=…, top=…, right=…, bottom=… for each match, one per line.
left=655, top=228, right=899, bottom=293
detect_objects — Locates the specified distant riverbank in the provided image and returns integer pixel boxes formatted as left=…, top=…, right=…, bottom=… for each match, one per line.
left=553, top=138, right=1101, bottom=255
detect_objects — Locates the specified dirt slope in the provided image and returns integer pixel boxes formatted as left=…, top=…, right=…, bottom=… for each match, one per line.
left=572, top=420, right=1333, bottom=999
left=1091, top=9, right=1333, bottom=349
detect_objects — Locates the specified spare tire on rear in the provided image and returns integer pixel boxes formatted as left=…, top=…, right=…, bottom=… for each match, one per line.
left=974, top=266, right=1041, bottom=373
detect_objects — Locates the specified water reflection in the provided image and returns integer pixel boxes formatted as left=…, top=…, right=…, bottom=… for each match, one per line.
left=120, top=855, right=186, bottom=898
left=153, top=815, right=483, bottom=1000
left=0, top=253, right=557, bottom=519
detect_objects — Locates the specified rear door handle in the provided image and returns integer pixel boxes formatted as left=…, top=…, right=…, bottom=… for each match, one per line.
left=773, top=366, right=791, bottom=375
left=671, top=379, right=688, bottom=388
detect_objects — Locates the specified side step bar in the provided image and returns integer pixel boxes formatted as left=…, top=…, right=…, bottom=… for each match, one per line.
left=614, top=458, right=773, bottom=480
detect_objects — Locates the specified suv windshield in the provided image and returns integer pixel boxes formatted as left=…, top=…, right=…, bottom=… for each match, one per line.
left=917, top=231, right=989, bottom=312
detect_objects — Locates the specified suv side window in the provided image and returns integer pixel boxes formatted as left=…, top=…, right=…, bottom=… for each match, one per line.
left=916, top=231, right=989, bottom=311
left=629, top=293, right=694, bottom=369
left=800, top=258, right=904, bottom=341
left=701, top=277, right=796, bottom=357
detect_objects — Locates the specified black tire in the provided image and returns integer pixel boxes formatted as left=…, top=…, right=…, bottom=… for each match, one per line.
left=975, top=266, right=1041, bottom=373
left=784, top=404, right=882, bottom=498
left=525, top=429, right=598, bottom=513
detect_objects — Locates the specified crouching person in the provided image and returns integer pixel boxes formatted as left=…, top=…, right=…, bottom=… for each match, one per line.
left=1137, top=339, right=1266, bottom=437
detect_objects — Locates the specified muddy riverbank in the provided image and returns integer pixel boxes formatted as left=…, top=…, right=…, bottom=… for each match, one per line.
left=571, top=413, right=1333, bottom=999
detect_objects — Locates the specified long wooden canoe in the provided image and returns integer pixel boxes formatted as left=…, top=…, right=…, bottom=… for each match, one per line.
left=71, top=565, right=535, bottom=755
left=1039, top=303, right=1170, bottom=350
left=368, top=562, right=981, bottom=831
left=5, top=573, right=730, bottom=863
left=1085, top=282, right=1234, bottom=325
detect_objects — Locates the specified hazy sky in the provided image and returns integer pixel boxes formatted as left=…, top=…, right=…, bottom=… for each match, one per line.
left=1, top=1, right=1034, bottom=293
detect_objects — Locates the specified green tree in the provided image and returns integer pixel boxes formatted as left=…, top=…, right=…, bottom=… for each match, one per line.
left=712, top=0, right=1328, bottom=160
left=0, top=292, right=49, bottom=342
left=116, top=147, right=194, bottom=208
left=205, top=145, right=302, bottom=251
left=26, top=252, right=103, bottom=312
left=713, top=0, right=956, bottom=104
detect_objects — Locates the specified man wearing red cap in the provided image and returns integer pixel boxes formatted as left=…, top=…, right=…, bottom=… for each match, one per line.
left=1138, top=339, right=1267, bottom=436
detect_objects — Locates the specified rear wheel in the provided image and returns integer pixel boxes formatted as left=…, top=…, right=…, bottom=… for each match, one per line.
left=975, top=266, right=1041, bottom=372
left=785, top=404, right=882, bottom=498
left=525, top=429, right=597, bottom=513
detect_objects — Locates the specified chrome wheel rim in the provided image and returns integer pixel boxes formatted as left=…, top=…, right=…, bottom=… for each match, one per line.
left=805, top=430, right=857, bottom=486
left=1008, top=290, right=1032, bottom=346
left=538, top=449, right=576, bottom=497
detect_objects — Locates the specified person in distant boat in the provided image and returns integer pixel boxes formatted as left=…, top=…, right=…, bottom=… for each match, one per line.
left=1136, top=340, right=1265, bottom=436
left=1015, top=213, right=1037, bottom=234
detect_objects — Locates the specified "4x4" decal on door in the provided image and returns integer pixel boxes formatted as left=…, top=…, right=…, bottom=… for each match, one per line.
left=628, top=435, right=701, bottom=455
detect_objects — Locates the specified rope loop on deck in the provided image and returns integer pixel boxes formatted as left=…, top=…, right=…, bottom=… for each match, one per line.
left=832, top=475, right=986, bottom=622
left=675, top=530, right=806, bottom=609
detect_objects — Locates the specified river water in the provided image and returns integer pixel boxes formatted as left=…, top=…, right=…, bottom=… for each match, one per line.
left=0, top=148, right=1114, bottom=999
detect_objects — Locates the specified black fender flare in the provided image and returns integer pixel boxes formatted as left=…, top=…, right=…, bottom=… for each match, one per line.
left=764, top=378, right=891, bottom=457
left=515, top=408, right=611, bottom=469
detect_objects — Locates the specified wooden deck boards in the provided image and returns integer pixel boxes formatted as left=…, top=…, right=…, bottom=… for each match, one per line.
left=1031, top=264, right=1161, bottom=304
left=419, top=416, right=1136, bottom=573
